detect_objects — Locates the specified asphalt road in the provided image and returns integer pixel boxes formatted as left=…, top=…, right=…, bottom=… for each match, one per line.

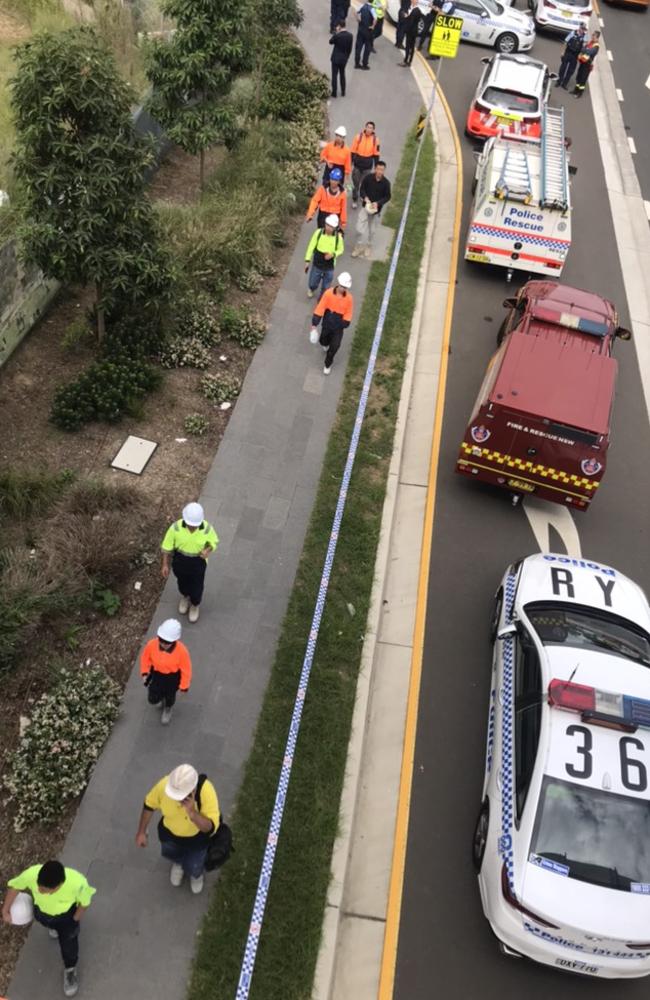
left=597, top=0, right=650, bottom=217
left=393, top=27, right=650, bottom=1000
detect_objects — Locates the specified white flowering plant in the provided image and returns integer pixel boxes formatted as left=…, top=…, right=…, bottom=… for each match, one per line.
left=5, top=664, right=120, bottom=832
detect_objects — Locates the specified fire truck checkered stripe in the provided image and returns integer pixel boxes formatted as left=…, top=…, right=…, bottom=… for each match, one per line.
left=469, top=223, right=569, bottom=253
left=499, top=572, right=518, bottom=890
left=460, top=442, right=599, bottom=490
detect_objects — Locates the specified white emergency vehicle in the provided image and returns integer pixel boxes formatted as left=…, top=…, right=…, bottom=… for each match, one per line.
left=465, top=105, right=571, bottom=280
left=474, top=553, right=650, bottom=978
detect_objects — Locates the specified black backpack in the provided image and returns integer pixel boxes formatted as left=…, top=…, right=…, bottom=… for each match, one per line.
left=196, top=774, right=234, bottom=871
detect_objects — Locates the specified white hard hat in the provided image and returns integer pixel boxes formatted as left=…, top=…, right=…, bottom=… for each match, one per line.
left=338, top=272, right=352, bottom=289
left=334, top=125, right=347, bottom=137
left=10, top=892, right=34, bottom=926
left=182, top=502, right=204, bottom=527
left=165, top=764, right=199, bottom=801
left=157, top=618, right=182, bottom=643
left=325, top=213, right=339, bottom=228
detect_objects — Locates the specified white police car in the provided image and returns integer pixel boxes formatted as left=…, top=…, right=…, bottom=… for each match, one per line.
left=474, top=553, right=650, bottom=978
left=528, top=0, right=592, bottom=35
left=386, top=0, right=535, bottom=53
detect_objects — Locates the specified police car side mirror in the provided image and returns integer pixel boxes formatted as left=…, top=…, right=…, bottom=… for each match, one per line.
left=481, top=56, right=491, bottom=64
left=502, top=297, right=517, bottom=309
left=616, top=326, right=632, bottom=341
left=549, top=72, right=558, bottom=81
left=497, top=623, right=517, bottom=640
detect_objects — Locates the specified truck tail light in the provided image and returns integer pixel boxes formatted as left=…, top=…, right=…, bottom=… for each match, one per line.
left=501, top=865, right=559, bottom=928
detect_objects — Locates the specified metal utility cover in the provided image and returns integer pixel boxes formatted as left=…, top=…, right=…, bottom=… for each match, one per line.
left=111, top=435, right=158, bottom=475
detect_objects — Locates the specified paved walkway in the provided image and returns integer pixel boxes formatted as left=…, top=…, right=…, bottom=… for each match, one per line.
left=8, top=6, right=420, bottom=999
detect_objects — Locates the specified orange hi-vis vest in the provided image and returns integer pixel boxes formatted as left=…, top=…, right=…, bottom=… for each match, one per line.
left=314, top=287, right=354, bottom=324
left=307, top=185, right=348, bottom=229
left=140, top=638, right=192, bottom=691
left=320, top=141, right=352, bottom=177
left=351, top=131, right=380, bottom=167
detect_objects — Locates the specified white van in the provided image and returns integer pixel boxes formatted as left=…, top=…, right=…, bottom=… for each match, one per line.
left=464, top=106, right=572, bottom=281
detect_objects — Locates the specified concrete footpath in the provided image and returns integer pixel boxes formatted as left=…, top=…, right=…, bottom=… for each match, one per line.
left=7, top=4, right=422, bottom=999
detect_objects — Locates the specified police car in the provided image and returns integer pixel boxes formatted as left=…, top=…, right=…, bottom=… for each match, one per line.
left=466, top=53, right=553, bottom=140
left=386, top=0, right=535, bottom=53
left=528, top=0, right=592, bottom=35
left=474, top=553, right=650, bottom=978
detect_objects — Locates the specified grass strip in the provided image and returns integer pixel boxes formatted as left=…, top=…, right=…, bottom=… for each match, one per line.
left=188, top=122, right=435, bottom=1000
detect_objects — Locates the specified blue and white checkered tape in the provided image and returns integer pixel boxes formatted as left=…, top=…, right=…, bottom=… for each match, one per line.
left=234, top=89, right=437, bottom=1000
left=499, top=571, right=517, bottom=890
left=470, top=223, right=569, bottom=253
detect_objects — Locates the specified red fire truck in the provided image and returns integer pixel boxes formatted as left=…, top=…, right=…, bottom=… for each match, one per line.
left=456, top=281, right=631, bottom=509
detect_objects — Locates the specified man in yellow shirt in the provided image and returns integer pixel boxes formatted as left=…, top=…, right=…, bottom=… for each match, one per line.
left=2, top=860, right=96, bottom=997
left=161, top=501, right=219, bottom=623
left=135, top=764, right=220, bottom=895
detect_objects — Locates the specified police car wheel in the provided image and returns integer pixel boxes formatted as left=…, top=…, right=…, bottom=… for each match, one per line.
left=495, top=32, right=518, bottom=53
left=489, top=589, right=503, bottom=644
left=472, top=800, right=489, bottom=873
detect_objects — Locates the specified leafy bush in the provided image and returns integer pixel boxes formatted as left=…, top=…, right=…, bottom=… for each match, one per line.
left=220, top=306, right=266, bottom=350
left=259, top=33, right=329, bottom=122
left=5, top=663, right=121, bottom=831
left=160, top=336, right=212, bottom=370
left=61, top=316, right=93, bottom=352
left=235, top=269, right=263, bottom=293
left=200, top=372, right=242, bottom=404
left=184, top=412, right=210, bottom=436
left=282, top=101, right=325, bottom=196
left=50, top=355, right=161, bottom=431
left=91, top=584, right=121, bottom=617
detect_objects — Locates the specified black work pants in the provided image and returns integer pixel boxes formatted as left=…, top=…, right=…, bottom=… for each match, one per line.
left=34, top=905, right=79, bottom=968
left=557, top=51, right=578, bottom=88
left=320, top=326, right=344, bottom=368
left=355, top=29, right=372, bottom=67
left=147, top=669, right=181, bottom=708
left=331, top=62, right=347, bottom=97
left=171, top=551, right=206, bottom=606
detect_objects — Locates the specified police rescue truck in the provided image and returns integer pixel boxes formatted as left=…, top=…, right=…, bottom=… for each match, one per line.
left=475, top=554, right=650, bottom=978
left=465, top=106, right=571, bottom=280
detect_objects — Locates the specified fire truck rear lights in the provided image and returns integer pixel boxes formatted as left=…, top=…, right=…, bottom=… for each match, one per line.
left=549, top=680, right=650, bottom=732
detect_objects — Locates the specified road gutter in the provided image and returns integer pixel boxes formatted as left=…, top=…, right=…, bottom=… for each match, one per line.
left=311, top=49, right=461, bottom=1000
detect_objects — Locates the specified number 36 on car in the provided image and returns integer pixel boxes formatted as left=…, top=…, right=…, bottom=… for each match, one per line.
left=474, top=552, right=650, bottom=978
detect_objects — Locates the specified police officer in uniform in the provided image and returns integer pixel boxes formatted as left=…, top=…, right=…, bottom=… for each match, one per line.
left=161, top=502, right=219, bottom=623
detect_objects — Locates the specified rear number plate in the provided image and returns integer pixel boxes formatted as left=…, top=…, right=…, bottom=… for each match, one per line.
left=466, top=251, right=490, bottom=263
left=507, top=478, right=535, bottom=493
left=555, top=957, right=600, bottom=974
left=561, top=9, right=572, bottom=15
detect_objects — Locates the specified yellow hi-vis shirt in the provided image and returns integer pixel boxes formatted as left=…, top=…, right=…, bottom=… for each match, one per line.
left=161, top=519, right=219, bottom=557
left=8, top=866, right=96, bottom=916
left=144, top=775, right=220, bottom=837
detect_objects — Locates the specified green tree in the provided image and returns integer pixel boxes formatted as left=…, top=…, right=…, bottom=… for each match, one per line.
left=145, top=0, right=249, bottom=190
left=10, top=26, right=170, bottom=340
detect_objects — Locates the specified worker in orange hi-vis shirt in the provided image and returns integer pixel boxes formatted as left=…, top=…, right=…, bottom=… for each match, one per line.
left=308, top=271, right=354, bottom=375
left=141, top=619, right=192, bottom=726
left=320, top=125, right=352, bottom=184
left=306, top=167, right=348, bottom=231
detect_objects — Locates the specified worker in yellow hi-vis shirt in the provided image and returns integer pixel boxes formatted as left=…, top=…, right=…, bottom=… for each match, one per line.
left=161, top=502, right=218, bottom=623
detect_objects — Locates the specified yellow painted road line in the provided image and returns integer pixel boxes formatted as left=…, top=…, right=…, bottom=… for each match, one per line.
left=378, top=57, right=464, bottom=1000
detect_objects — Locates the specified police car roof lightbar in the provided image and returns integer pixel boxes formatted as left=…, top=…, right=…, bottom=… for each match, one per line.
left=530, top=307, right=609, bottom=338
left=548, top=679, right=650, bottom=733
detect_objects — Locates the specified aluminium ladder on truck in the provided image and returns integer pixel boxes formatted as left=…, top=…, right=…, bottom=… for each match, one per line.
left=540, top=105, right=569, bottom=211
left=494, top=143, right=533, bottom=204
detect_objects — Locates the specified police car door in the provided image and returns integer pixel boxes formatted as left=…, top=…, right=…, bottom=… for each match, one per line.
left=454, top=0, right=489, bottom=42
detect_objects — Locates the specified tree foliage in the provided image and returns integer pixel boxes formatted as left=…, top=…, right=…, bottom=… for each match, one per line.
left=10, top=26, right=171, bottom=336
left=145, top=0, right=250, bottom=186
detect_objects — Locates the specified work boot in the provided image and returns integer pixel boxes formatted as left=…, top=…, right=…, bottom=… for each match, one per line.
left=161, top=705, right=173, bottom=726
left=363, top=246, right=372, bottom=259
left=323, top=365, right=332, bottom=375
left=351, top=244, right=363, bottom=258
left=188, top=604, right=200, bottom=623
left=178, top=596, right=190, bottom=615
left=63, top=968, right=79, bottom=998
left=307, top=287, right=314, bottom=298
left=170, top=863, right=183, bottom=886
left=190, top=874, right=204, bottom=895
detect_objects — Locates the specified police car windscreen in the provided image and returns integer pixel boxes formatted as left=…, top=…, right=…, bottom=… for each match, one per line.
left=482, top=0, right=504, bottom=12
left=530, top=777, right=650, bottom=892
left=482, top=88, right=538, bottom=115
left=525, top=602, right=650, bottom=667
left=561, top=0, right=589, bottom=7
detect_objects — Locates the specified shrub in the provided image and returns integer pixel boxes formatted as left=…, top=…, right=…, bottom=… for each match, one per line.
left=48, top=510, right=138, bottom=586
left=259, top=33, right=329, bottom=122
left=235, top=269, right=263, bottom=293
left=0, top=468, right=75, bottom=521
left=64, top=478, right=139, bottom=517
left=5, top=663, right=121, bottom=831
left=200, top=372, right=242, bottom=405
left=220, top=305, right=266, bottom=349
left=282, top=101, right=325, bottom=196
left=50, top=355, right=161, bottom=431
left=160, top=336, right=211, bottom=370
left=184, top=412, right=210, bottom=436
left=61, top=316, right=93, bottom=352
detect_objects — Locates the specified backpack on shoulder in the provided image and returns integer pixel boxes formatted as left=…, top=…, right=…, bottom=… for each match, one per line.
left=196, top=773, right=235, bottom=871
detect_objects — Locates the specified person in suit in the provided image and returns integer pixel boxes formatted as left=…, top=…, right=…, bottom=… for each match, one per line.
left=330, top=20, right=353, bottom=98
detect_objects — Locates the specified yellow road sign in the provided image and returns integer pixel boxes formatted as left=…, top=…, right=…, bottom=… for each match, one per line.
left=428, top=14, right=463, bottom=58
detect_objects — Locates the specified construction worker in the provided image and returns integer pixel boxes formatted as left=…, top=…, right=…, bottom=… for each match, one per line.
left=308, top=272, right=354, bottom=375
left=320, top=125, right=352, bottom=183
left=3, top=860, right=96, bottom=997
left=330, top=20, right=353, bottom=98
left=135, top=764, right=220, bottom=896
left=354, top=0, right=376, bottom=69
left=573, top=30, right=600, bottom=98
left=161, top=501, right=218, bottom=623
left=351, top=121, right=381, bottom=208
left=306, top=167, right=348, bottom=231
left=140, top=619, right=192, bottom=726
left=352, top=160, right=392, bottom=258
left=304, top=213, right=345, bottom=300
left=555, top=23, right=586, bottom=90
